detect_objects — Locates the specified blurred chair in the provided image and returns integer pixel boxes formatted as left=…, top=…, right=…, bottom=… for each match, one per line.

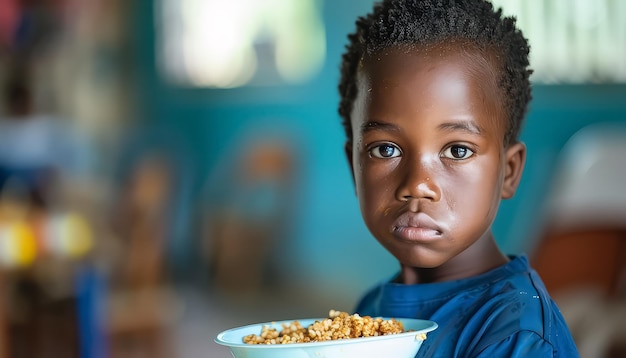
left=201, top=136, right=297, bottom=296
left=531, top=122, right=626, bottom=358
left=105, top=149, right=182, bottom=358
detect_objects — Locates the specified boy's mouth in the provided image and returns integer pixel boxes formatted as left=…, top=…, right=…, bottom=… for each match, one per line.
left=391, top=212, right=443, bottom=242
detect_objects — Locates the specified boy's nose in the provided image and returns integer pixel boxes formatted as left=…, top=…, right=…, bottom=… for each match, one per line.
left=395, top=159, right=441, bottom=202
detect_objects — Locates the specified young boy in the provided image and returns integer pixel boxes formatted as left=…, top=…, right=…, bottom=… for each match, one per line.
left=338, top=0, right=579, bottom=357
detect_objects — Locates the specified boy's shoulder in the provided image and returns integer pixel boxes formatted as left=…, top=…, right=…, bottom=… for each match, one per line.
left=355, top=257, right=556, bottom=334
left=355, top=256, right=579, bottom=357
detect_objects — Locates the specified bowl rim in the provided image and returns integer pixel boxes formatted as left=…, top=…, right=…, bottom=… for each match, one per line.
left=214, top=317, right=438, bottom=349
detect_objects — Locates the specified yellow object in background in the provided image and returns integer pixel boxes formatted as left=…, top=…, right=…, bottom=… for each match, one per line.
left=47, top=212, right=94, bottom=259
left=0, top=222, right=37, bottom=268
left=60, top=213, right=93, bottom=259
left=0, top=213, right=93, bottom=268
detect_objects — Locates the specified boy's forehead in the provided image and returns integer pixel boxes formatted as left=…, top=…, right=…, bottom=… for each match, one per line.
left=353, top=43, right=508, bottom=138
left=360, top=42, right=503, bottom=101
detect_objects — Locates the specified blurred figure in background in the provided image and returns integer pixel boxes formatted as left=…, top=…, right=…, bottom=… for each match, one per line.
left=0, top=72, right=58, bottom=208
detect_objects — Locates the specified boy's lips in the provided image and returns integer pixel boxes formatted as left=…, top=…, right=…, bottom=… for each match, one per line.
left=392, top=212, right=443, bottom=242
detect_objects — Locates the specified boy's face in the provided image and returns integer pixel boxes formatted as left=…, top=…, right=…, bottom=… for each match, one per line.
left=346, top=44, right=525, bottom=271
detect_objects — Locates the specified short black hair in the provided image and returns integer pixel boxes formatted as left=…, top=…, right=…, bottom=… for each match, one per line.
left=338, top=0, right=532, bottom=146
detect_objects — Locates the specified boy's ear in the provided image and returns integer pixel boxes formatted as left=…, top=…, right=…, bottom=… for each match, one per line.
left=344, top=141, right=355, bottom=184
left=501, top=141, right=526, bottom=199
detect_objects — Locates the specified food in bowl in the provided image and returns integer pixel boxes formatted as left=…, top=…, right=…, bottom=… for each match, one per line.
left=243, top=310, right=406, bottom=344
left=215, top=311, right=438, bottom=358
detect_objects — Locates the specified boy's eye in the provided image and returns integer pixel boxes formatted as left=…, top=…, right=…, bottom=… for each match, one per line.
left=370, top=143, right=401, bottom=158
left=442, top=145, right=474, bottom=160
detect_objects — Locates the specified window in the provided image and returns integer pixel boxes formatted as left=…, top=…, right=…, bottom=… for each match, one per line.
left=491, top=0, right=626, bottom=83
left=156, top=0, right=326, bottom=88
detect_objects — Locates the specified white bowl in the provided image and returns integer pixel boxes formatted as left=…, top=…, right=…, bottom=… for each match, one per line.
left=215, top=317, right=438, bottom=358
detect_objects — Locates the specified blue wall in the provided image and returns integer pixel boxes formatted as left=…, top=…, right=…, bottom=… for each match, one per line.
left=499, top=84, right=626, bottom=254
left=132, top=0, right=626, bottom=301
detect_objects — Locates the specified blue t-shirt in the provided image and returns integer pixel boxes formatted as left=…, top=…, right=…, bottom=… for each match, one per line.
left=355, top=255, right=579, bottom=357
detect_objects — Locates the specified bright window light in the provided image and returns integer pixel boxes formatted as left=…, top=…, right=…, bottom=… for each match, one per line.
left=156, top=0, right=326, bottom=88
left=490, top=0, right=626, bottom=84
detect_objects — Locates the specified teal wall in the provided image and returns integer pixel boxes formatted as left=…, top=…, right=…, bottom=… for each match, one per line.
left=499, top=84, right=626, bottom=255
left=131, top=0, right=626, bottom=299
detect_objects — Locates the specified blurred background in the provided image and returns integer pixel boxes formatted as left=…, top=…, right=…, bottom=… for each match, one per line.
left=0, top=0, right=624, bottom=357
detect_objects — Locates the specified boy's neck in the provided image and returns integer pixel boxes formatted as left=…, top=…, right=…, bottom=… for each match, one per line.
left=398, top=235, right=509, bottom=284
